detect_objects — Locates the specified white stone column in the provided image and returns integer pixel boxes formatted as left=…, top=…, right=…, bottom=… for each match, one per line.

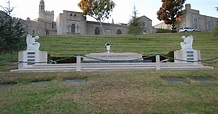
left=76, top=56, right=81, bottom=71
left=156, top=54, right=160, bottom=70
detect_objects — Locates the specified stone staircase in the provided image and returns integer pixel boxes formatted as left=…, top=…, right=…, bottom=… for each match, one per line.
left=10, top=62, right=213, bottom=72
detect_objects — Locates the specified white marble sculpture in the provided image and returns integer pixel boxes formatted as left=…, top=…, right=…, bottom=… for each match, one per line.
left=180, top=35, right=193, bottom=50
left=26, top=34, right=40, bottom=50
left=105, top=42, right=110, bottom=53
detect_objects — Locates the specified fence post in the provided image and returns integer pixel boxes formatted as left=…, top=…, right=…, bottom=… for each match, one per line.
left=76, top=55, right=81, bottom=71
left=156, top=54, right=160, bottom=70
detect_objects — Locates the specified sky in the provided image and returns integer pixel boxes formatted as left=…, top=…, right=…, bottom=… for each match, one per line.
left=0, top=0, right=218, bottom=25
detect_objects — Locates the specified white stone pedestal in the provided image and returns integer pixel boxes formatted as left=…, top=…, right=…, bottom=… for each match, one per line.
left=174, top=50, right=201, bottom=64
left=84, top=52, right=143, bottom=61
left=18, top=50, right=47, bottom=69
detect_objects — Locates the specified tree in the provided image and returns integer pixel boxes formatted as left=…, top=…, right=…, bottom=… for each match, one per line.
left=157, top=0, right=186, bottom=32
left=0, top=0, right=26, bottom=54
left=128, top=6, right=143, bottom=35
left=78, top=0, right=115, bottom=34
left=128, top=17, right=144, bottom=35
left=131, top=5, right=138, bottom=21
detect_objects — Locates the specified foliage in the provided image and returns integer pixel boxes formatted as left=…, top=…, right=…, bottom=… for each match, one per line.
left=157, top=0, right=186, bottom=32
left=130, top=5, right=138, bottom=21
left=128, top=17, right=144, bottom=35
left=78, top=0, right=115, bottom=34
left=0, top=10, right=26, bottom=54
left=156, top=28, right=172, bottom=33
left=49, top=56, right=77, bottom=63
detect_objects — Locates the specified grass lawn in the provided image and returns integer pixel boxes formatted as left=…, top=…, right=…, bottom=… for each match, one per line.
left=0, top=32, right=218, bottom=113
left=0, top=70, right=218, bottom=113
left=38, top=32, right=218, bottom=68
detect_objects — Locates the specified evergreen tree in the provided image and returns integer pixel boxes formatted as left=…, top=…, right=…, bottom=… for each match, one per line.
left=0, top=1, right=26, bottom=54
left=128, top=17, right=144, bottom=35
left=131, top=5, right=138, bottom=20
left=128, top=6, right=143, bottom=35
left=157, top=0, right=186, bottom=32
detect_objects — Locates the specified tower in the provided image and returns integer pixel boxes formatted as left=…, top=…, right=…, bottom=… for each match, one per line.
left=39, top=0, right=45, bottom=19
left=38, top=0, right=54, bottom=21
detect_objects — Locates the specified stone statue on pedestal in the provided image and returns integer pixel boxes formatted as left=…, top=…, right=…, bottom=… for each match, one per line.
left=180, top=35, right=193, bottom=50
left=105, top=42, right=110, bottom=53
left=26, top=34, right=40, bottom=50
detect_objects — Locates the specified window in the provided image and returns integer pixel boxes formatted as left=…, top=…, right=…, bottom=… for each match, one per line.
left=52, top=22, right=55, bottom=29
left=208, top=21, right=211, bottom=31
left=117, top=29, right=122, bottom=34
left=194, top=18, right=198, bottom=29
left=95, top=27, right=100, bottom=35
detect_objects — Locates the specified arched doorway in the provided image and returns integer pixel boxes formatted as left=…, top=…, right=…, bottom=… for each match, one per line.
left=71, top=24, right=76, bottom=33
left=117, top=29, right=122, bottom=34
left=95, top=27, right=100, bottom=35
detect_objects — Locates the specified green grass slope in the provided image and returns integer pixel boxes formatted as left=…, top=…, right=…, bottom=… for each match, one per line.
left=39, top=32, right=218, bottom=68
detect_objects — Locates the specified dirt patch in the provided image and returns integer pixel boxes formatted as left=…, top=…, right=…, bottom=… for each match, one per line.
left=162, top=77, right=186, bottom=83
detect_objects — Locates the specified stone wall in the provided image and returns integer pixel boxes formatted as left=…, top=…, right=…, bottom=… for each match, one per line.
left=86, top=21, right=128, bottom=35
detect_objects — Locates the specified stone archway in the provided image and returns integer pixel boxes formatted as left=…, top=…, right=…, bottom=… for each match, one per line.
left=117, top=29, right=122, bottom=34
left=95, top=27, right=100, bottom=35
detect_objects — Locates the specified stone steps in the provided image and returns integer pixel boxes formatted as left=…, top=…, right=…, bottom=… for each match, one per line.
left=10, top=62, right=213, bottom=72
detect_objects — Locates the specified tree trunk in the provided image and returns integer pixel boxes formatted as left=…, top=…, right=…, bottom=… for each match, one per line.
left=99, top=21, right=105, bottom=34
left=172, top=23, right=176, bottom=33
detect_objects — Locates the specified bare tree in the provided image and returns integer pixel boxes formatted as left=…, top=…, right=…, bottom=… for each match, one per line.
left=0, top=0, right=14, bottom=15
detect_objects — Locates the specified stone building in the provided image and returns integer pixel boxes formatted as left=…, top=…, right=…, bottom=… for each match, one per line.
left=56, top=10, right=129, bottom=35
left=138, top=16, right=153, bottom=34
left=154, top=4, right=218, bottom=32
left=22, top=0, right=56, bottom=36
left=23, top=0, right=153, bottom=35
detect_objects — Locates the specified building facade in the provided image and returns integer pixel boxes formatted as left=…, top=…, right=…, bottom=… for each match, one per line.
left=23, top=0, right=153, bottom=36
left=154, top=4, right=218, bottom=32
left=56, top=10, right=130, bottom=35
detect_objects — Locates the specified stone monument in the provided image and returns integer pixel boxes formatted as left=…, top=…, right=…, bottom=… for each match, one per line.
left=105, top=42, right=110, bottom=53
left=84, top=43, right=143, bottom=62
left=26, top=34, right=40, bottom=50
left=180, top=35, right=193, bottom=50
left=174, top=35, right=201, bottom=64
left=18, top=34, right=47, bottom=68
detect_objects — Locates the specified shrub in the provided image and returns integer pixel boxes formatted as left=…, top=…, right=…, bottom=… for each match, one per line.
left=156, top=28, right=172, bottom=33
left=49, top=56, right=77, bottom=63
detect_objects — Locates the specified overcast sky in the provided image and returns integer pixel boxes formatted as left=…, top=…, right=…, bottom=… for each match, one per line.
left=0, top=0, right=218, bottom=25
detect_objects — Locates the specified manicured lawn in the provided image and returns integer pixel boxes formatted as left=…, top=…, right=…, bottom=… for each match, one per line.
left=0, top=70, right=218, bottom=113
left=0, top=32, right=218, bottom=113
